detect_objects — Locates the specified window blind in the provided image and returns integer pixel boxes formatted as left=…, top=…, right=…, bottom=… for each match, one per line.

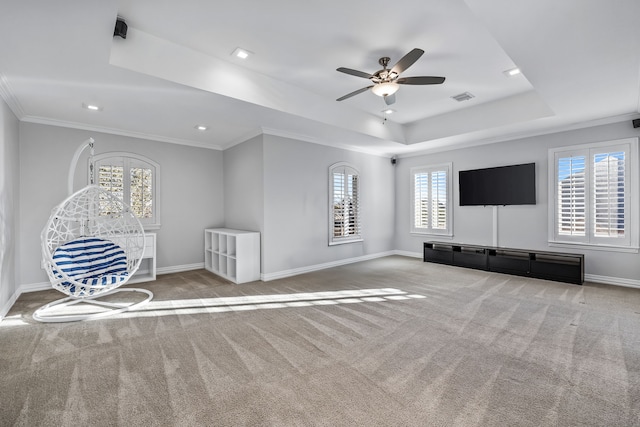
left=332, top=171, right=346, bottom=238
left=551, top=139, right=634, bottom=249
left=557, top=156, right=586, bottom=236
left=98, top=165, right=124, bottom=216
left=130, top=167, right=153, bottom=219
left=330, top=164, right=361, bottom=244
left=431, top=171, right=447, bottom=230
left=592, top=151, right=625, bottom=238
left=412, top=167, right=449, bottom=233
left=414, top=172, right=429, bottom=228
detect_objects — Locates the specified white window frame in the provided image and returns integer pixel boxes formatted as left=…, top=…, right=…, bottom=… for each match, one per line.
left=410, top=163, right=453, bottom=236
left=548, top=137, right=638, bottom=252
left=329, top=162, right=362, bottom=245
left=92, top=152, right=161, bottom=230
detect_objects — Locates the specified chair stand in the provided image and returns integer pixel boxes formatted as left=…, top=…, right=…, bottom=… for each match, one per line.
left=33, top=288, right=153, bottom=323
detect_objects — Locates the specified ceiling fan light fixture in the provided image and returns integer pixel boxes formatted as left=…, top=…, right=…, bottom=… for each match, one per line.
left=371, top=82, right=399, bottom=97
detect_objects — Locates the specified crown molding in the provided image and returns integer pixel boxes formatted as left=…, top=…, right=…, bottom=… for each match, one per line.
left=396, top=112, right=640, bottom=159
left=219, top=128, right=264, bottom=150
left=260, top=126, right=391, bottom=158
left=218, top=125, right=392, bottom=157
left=21, top=115, right=225, bottom=150
left=0, top=73, right=25, bottom=119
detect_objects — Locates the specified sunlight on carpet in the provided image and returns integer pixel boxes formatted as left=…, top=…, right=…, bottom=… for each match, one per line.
left=1, top=288, right=427, bottom=324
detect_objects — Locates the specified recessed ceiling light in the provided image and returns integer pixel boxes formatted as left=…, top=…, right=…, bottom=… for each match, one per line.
left=503, top=67, right=521, bottom=77
left=382, top=108, right=396, bottom=114
left=231, top=47, right=252, bottom=59
left=195, top=125, right=208, bottom=131
left=82, top=103, right=102, bottom=111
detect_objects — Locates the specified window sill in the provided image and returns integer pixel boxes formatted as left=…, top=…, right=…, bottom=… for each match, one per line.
left=143, top=224, right=161, bottom=231
left=548, top=241, right=639, bottom=254
left=410, top=231, right=453, bottom=238
left=329, top=238, right=363, bottom=246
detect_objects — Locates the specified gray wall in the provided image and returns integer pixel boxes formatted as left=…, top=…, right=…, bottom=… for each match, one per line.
left=11, top=117, right=640, bottom=291
left=223, top=135, right=264, bottom=233
left=223, top=135, right=265, bottom=272
left=395, top=121, right=640, bottom=281
left=18, top=123, right=224, bottom=285
left=262, top=134, right=395, bottom=275
left=0, top=98, right=19, bottom=314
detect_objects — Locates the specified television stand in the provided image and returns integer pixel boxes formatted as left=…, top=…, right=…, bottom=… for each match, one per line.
left=423, top=242, right=584, bottom=285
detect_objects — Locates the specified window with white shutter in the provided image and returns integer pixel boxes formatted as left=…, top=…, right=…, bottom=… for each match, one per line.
left=410, top=163, right=452, bottom=236
left=550, top=138, right=637, bottom=250
left=593, top=151, right=625, bottom=239
left=93, top=152, right=161, bottom=230
left=557, top=155, right=586, bottom=237
left=329, top=162, right=362, bottom=245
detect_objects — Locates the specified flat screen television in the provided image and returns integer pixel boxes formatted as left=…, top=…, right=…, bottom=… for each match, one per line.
left=459, top=162, right=536, bottom=206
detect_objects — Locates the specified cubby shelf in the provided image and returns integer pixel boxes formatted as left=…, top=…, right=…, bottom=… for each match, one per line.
left=423, top=242, right=584, bottom=285
left=204, top=228, right=260, bottom=284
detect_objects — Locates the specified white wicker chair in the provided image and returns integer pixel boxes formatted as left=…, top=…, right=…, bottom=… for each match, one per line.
left=33, top=138, right=153, bottom=322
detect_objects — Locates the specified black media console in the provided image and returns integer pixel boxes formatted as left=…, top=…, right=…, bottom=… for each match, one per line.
left=423, top=242, right=584, bottom=285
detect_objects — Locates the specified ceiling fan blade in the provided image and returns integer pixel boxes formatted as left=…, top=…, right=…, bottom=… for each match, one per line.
left=384, top=93, right=396, bottom=105
left=390, top=48, right=424, bottom=75
left=337, top=67, right=374, bottom=79
left=336, top=85, right=374, bottom=101
left=396, top=76, right=445, bottom=85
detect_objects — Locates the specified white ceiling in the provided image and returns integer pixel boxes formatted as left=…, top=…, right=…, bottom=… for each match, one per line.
left=1, top=0, right=639, bottom=157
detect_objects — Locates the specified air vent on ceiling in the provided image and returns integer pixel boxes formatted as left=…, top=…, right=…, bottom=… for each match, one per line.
left=451, top=92, right=475, bottom=102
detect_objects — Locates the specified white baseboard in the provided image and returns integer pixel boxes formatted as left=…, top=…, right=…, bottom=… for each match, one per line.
left=394, top=250, right=422, bottom=259
left=584, top=274, right=640, bottom=288
left=0, top=281, right=50, bottom=322
left=157, top=263, right=204, bottom=276
left=261, top=251, right=398, bottom=281
left=0, top=290, right=21, bottom=320
left=18, top=282, right=51, bottom=294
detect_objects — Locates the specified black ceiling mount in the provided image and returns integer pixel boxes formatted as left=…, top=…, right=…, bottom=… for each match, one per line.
left=114, top=17, right=128, bottom=39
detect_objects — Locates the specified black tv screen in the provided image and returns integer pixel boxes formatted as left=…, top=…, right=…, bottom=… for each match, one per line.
left=459, top=163, right=536, bottom=206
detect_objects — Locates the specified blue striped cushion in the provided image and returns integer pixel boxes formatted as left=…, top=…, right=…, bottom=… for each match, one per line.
left=53, top=237, right=129, bottom=295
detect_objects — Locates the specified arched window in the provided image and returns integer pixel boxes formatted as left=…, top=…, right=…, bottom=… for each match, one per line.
left=92, top=152, right=161, bottom=229
left=329, top=162, right=362, bottom=245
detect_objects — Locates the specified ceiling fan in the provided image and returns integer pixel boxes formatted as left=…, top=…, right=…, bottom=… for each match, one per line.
left=336, top=48, right=445, bottom=106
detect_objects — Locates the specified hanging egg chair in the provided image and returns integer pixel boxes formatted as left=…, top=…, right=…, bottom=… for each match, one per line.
left=33, top=138, right=153, bottom=322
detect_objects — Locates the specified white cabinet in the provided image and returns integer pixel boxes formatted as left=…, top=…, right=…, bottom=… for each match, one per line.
left=205, top=228, right=260, bottom=284
left=111, top=232, right=156, bottom=283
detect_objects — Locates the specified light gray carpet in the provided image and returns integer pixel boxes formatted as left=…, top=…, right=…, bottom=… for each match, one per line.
left=2, top=256, right=640, bottom=426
